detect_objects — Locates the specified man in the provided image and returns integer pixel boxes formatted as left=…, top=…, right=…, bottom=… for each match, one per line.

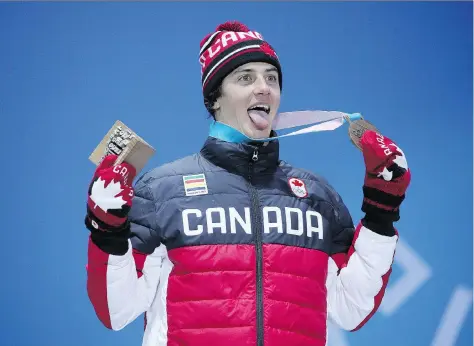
left=85, top=21, right=411, bottom=346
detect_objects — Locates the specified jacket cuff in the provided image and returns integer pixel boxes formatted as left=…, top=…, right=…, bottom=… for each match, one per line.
left=90, top=232, right=130, bottom=256
left=85, top=216, right=131, bottom=256
left=362, top=215, right=396, bottom=237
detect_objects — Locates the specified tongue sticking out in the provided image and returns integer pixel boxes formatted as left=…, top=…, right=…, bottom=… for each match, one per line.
left=248, top=110, right=269, bottom=130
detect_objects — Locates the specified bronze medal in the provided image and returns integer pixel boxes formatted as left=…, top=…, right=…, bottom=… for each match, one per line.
left=343, top=115, right=380, bottom=151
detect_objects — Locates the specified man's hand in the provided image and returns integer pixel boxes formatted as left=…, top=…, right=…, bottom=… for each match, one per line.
left=360, top=130, right=411, bottom=223
left=85, top=155, right=137, bottom=234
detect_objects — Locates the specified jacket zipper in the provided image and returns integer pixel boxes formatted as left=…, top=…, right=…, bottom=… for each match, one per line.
left=248, top=148, right=264, bottom=346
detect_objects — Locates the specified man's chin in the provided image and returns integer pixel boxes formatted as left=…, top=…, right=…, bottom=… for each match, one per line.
left=243, top=126, right=271, bottom=140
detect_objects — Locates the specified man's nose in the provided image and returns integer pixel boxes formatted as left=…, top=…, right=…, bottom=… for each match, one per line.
left=253, top=76, right=270, bottom=95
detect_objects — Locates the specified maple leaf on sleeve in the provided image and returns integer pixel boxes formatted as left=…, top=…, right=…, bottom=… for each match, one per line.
left=291, top=179, right=303, bottom=187
left=90, top=177, right=126, bottom=212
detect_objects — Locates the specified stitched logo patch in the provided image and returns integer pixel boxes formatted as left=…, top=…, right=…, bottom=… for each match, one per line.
left=288, top=177, right=308, bottom=198
left=183, top=174, right=208, bottom=196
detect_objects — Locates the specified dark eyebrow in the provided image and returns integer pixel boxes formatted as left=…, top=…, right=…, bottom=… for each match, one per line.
left=232, top=67, right=278, bottom=74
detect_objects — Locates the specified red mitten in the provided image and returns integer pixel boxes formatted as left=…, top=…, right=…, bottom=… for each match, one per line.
left=360, top=130, right=411, bottom=222
left=85, top=155, right=137, bottom=233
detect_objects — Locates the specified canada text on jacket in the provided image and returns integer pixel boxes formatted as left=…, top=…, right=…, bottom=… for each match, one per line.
left=182, top=206, right=324, bottom=239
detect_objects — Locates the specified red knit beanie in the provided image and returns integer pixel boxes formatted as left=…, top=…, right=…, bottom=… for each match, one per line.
left=200, top=21, right=282, bottom=104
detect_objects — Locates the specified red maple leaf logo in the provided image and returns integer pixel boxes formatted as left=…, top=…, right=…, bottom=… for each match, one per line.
left=291, top=179, right=303, bottom=187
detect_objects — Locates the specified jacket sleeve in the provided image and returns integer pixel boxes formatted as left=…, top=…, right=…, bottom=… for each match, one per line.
left=325, top=191, right=398, bottom=331
left=86, top=176, right=166, bottom=330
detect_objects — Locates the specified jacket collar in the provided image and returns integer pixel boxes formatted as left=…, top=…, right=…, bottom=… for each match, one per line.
left=200, top=134, right=280, bottom=176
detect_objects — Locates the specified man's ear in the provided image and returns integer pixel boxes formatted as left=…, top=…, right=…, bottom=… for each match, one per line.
left=212, top=101, right=220, bottom=110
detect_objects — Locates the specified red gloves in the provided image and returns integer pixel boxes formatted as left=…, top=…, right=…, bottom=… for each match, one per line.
left=360, top=130, right=411, bottom=223
left=85, top=155, right=136, bottom=245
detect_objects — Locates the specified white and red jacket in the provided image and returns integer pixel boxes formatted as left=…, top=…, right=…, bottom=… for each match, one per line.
left=86, top=136, right=398, bottom=346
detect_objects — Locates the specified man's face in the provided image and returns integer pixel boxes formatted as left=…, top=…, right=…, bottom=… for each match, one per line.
left=214, top=62, right=281, bottom=139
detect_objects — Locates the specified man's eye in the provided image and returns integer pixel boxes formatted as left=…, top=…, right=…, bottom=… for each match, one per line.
left=267, top=75, right=278, bottom=82
left=239, top=74, right=252, bottom=82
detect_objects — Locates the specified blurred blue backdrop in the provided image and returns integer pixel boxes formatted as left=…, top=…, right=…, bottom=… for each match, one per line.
left=0, top=2, right=472, bottom=346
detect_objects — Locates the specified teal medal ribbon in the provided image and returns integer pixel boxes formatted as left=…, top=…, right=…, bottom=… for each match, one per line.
left=209, top=110, right=363, bottom=143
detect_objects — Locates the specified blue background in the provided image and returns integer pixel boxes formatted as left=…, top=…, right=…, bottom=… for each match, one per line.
left=0, top=2, right=472, bottom=346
